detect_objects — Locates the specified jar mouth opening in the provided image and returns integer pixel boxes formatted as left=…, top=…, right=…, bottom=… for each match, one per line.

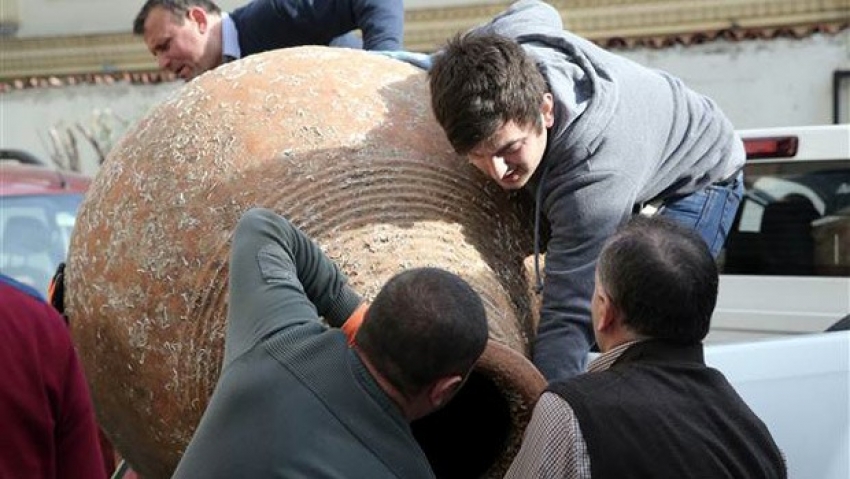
left=411, top=339, right=546, bottom=478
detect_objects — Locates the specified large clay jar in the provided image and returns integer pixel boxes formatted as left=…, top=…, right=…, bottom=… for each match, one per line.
left=67, top=47, right=545, bottom=478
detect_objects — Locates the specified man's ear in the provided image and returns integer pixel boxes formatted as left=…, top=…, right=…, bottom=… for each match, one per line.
left=187, top=6, right=209, bottom=33
left=595, top=287, right=619, bottom=334
left=429, top=375, right=464, bottom=410
left=541, top=93, right=555, bottom=128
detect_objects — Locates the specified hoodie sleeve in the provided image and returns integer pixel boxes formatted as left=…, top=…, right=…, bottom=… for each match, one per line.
left=533, top=167, right=637, bottom=380
left=473, top=0, right=565, bottom=39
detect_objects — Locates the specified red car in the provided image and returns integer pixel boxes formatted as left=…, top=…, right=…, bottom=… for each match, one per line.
left=1, top=151, right=139, bottom=478
left=0, top=151, right=90, bottom=298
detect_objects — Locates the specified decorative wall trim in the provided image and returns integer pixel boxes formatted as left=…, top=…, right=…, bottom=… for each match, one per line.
left=404, top=0, right=850, bottom=50
left=1, top=0, right=847, bottom=84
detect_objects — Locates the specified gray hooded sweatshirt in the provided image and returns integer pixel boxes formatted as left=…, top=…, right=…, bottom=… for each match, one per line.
left=474, top=0, right=745, bottom=380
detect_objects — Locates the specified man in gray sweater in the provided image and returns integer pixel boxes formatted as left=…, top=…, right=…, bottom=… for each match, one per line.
left=171, top=208, right=488, bottom=478
left=429, top=0, right=745, bottom=382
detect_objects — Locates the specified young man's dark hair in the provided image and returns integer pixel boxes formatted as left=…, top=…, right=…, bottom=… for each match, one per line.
left=356, top=267, right=489, bottom=398
left=132, top=0, right=221, bottom=35
left=597, top=215, right=718, bottom=343
left=429, top=32, right=548, bottom=156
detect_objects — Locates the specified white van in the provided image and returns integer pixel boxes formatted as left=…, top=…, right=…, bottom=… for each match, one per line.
left=701, top=125, right=849, bottom=479
left=705, top=331, right=849, bottom=479
left=709, top=124, right=850, bottom=343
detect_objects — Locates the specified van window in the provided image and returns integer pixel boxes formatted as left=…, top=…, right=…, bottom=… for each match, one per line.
left=721, top=159, right=850, bottom=277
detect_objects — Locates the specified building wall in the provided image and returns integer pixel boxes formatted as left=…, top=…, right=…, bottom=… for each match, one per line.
left=620, top=31, right=850, bottom=128
left=0, top=0, right=846, bottom=172
left=0, top=82, right=178, bottom=174
left=3, top=0, right=845, bottom=77
left=2, top=29, right=847, bottom=173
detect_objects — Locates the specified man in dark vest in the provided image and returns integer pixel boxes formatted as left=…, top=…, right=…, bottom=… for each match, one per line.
left=133, top=0, right=404, bottom=80
left=505, top=215, right=787, bottom=478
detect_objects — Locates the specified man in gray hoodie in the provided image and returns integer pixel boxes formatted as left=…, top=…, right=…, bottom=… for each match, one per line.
left=429, top=0, right=744, bottom=381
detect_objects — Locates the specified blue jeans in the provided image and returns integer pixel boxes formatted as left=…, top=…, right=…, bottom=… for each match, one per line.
left=657, top=172, right=744, bottom=257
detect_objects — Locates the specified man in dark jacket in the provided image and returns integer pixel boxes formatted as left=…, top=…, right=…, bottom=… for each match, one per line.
left=0, top=274, right=108, bottom=479
left=428, top=0, right=745, bottom=381
left=505, top=216, right=786, bottom=478
left=134, top=0, right=404, bottom=80
left=171, top=208, right=488, bottom=477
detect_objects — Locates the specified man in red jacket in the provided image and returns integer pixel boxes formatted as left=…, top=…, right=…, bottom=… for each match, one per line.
left=0, top=273, right=107, bottom=479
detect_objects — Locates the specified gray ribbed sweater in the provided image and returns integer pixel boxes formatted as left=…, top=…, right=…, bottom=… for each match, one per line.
left=172, top=208, right=434, bottom=478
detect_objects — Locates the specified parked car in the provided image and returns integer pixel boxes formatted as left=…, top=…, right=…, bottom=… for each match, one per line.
left=0, top=155, right=90, bottom=298
left=1, top=153, right=139, bottom=478
left=705, top=331, right=850, bottom=479
left=710, top=124, right=850, bottom=343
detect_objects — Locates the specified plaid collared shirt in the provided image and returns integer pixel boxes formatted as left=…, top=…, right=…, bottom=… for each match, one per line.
left=504, top=341, right=640, bottom=478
